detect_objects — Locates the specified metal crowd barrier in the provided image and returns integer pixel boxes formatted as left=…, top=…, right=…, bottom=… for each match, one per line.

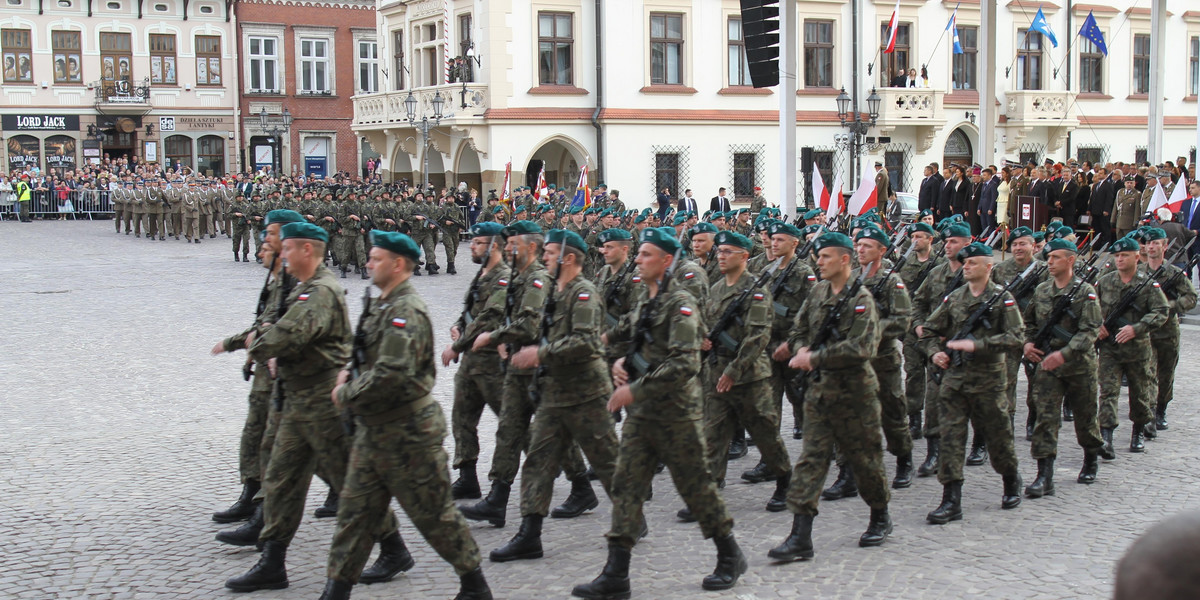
left=0, top=189, right=114, bottom=220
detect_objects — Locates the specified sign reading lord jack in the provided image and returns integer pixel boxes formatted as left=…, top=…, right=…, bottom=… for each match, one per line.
left=3, top=114, right=81, bottom=131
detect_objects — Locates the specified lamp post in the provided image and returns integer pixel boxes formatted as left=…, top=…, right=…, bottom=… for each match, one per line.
left=257, top=108, right=293, bottom=174
left=834, top=86, right=882, bottom=189
left=450, top=42, right=482, bottom=110
left=404, top=90, right=444, bottom=189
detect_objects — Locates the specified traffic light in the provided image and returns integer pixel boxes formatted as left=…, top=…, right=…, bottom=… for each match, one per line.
left=740, top=0, right=780, bottom=88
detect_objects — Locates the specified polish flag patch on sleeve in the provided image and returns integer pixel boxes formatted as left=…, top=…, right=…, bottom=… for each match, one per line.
left=392, top=317, right=406, bottom=328
left=1003, top=298, right=1015, bottom=307
left=807, top=274, right=817, bottom=281
left=854, top=305, right=867, bottom=314
left=498, top=279, right=509, bottom=287
left=684, top=272, right=696, bottom=280
left=1087, top=292, right=1097, bottom=300
left=680, top=306, right=694, bottom=316
left=1152, top=281, right=1161, bottom=288
left=632, top=276, right=642, bottom=283
left=896, top=281, right=905, bottom=289
left=753, top=292, right=765, bottom=301
left=533, top=279, right=544, bottom=289
left=297, top=293, right=311, bottom=301
left=578, top=292, right=591, bottom=301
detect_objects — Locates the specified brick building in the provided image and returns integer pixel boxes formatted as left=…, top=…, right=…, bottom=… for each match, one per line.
left=234, top=0, right=378, bottom=177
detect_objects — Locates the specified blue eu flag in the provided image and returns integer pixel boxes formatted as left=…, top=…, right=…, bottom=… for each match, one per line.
left=1079, top=11, right=1107, bottom=56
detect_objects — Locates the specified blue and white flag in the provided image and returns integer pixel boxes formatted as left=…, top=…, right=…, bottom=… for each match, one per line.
left=1079, top=11, right=1107, bottom=56
left=947, top=12, right=963, bottom=54
left=1029, top=6, right=1059, bottom=48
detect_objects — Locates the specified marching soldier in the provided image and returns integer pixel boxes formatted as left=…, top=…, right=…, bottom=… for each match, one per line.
left=198, top=181, right=215, bottom=238
left=112, top=181, right=126, bottom=233
left=411, top=191, right=441, bottom=274
left=898, top=222, right=944, bottom=442
left=182, top=182, right=201, bottom=243
left=337, top=193, right=368, bottom=279
left=1142, top=227, right=1198, bottom=431
left=230, top=194, right=253, bottom=262
left=438, top=195, right=468, bottom=274
left=130, top=181, right=147, bottom=237
left=144, top=180, right=163, bottom=241
left=594, top=228, right=639, bottom=362
left=763, top=221, right=817, bottom=441
left=992, top=226, right=1047, bottom=441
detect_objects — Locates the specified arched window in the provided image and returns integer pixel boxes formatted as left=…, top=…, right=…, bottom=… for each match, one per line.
left=164, top=134, right=192, bottom=170
left=196, top=135, right=224, bottom=176
left=942, top=128, right=973, bottom=170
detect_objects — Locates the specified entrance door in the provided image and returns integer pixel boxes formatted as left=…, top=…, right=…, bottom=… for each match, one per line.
left=942, top=128, right=973, bottom=170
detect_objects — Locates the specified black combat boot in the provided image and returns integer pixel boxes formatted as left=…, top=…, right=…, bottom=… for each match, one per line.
left=926, top=481, right=963, bottom=524
left=571, top=544, right=631, bottom=600
left=1156, top=407, right=1169, bottom=431
left=909, top=412, right=923, bottom=441
left=1025, top=410, right=1036, bottom=441
left=966, top=433, right=988, bottom=466
left=360, top=267, right=369, bottom=280
left=1062, top=403, right=1074, bottom=422
left=456, top=567, right=493, bottom=600
left=1142, top=422, right=1157, bottom=440
left=243, top=254, right=250, bottom=263
left=452, top=461, right=482, bottom=500
left=359, top=531, right=415, bottom=584
left=1024, top=457, right=1055, bottom=498
left=447, top=262, right=457, bottom=274
left=741, top=461, right=780, bottom=484
left=727, top=429, right=748, bottom=460
left=1099, top=427, right=1117, bottom=459
left=225, top=540, right=288, bottom=592
left=234, top=251, right=241, bottom=262
left=317, top=578, right=352, bottom=600
left=1001, top=473, right=1023, bottom=509
left=460, top=480, right=511, bottom=527
left=254, top=254, right=261, bottom=263
left=413, top=264, right=423, bottom=276
left=1078, top=451, right=1099, bottom=484
left=917, top=437, right=940, bottom=477
left=767, top=514, right=814, bottom=561
left=821, top=465, right=857, bottom=500
left=859, top=507, right=893, bottom=547
left=353, top=265, right=361, bottom=274
left=551, top=476, right=600, bottom=518
left=892, top=453, right=914, bottom=489
left=765, top=473, right=790, bottom=512
left=676, top=505, right=698, bottom=523
left=314, top=487, right=339, bottom=518
left=1130, top=425, right=1146, bottom=453
left=489, top=514, right=544, bottom=562
left=216, top=503, right=263, bottom=546
left=212, top=479, right=261, bottom=523
left=702, top=534, right=747, bottom=590
left=340, top=266, right=348, bottom=279
left=793, top=411, right=803, bottom=440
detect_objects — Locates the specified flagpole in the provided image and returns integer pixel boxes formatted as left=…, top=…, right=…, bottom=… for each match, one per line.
left=922, top=3, right=959, bottom=70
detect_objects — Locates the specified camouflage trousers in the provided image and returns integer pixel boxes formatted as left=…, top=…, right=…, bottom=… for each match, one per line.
left=260, top=413, right=398, bottom=546
left=1029, top=366, right=1104, bottom=460
left=1151, top=326, right=1180, bottom=412
left=338, top=234, right=366, bottom=269
left=519, top=400, right=619, bottom=517
left=607, top=415, right=733, bottom=549
left=440, top=230, right=459, bottom=265
left=414, top=231, right=438, bottom=269
left=902, top=336, right=928, bottom=417
left=703, top=374, right=791, bottom=484
left=768, top=356, right=804, bottom=429
left=251, top=225, right=265, bottom=254
left=937, top=374, right=1020, bottom=485
left=451, top=351, right=504, bottom=468
left=487, top=371, right=586, bottom=485
left=327, top=405, right=482, bottom=581
left=786, top=370, right=890, bottom=516
left=1003, top=349, right=1034, bottom=416
left=240, top=388, right=271, bottom=483
left=231, top=223, right=251, bottom=255
left=922, top=372, right=943, bottom=439
left=874, top=354, right=912, bottom=457
left=1098, top=348, right=1158, bottom=429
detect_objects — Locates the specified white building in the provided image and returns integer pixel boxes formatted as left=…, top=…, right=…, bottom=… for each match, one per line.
left=353, top=0, right=1200, bottom=210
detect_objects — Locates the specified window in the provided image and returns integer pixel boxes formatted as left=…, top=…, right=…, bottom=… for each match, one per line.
left=728, top=18, right=750, bottom=87
left=392, top=30, right=405, bottom=90
left=537, top=12, right=572, bottom=85
left=1077, top=146, right=1105, bottom=166
left=2, top=29, right=33, bottom=83
left=885, top=151, right=906, bottom=193
left=733, top=153, right=756, bottom=198
left=52, top=31, right=82, bottom=83
left=149, top=34, right=177, bottom=85
left=358, top=40, right=379, bottom=93
left=197, top=135, right=224, bottom=176
left=106, top=1, right=120, bottom=8
left=879, top=23, right=911, bottom=87
left=100, top=32, right=133, bottom=84
left=1079, top=38, right=1103, bottom=93
left=1016, top=29, right=1043, bottom=90
left=1192, top=36, right=1199, bottom=97
left=456, top=13, right=473, bottom=83
left=1133, top=33, right=1150, bottom=95
left=57, top=0, right=70, bottom=6
left=650, top=13, right=684, bottom=85
left=198, top=4, right=212, bottom=13
left=300, top=38, right=329, bottom=93
left=803, top=20, right=833, bottom=88
left=952, top=26, right=977, bottom=90
left=7, top=0, right=23, bottom=5
left=1135, top=147, right=1148, bottom=165
left=165, top=135, right=192, bottom=170
left=248, top=36, right=278, bottom=92
left=654, top=153, right=679, bottom=196
left=196, top=35, right=221, bottom=85
left=413, top=21, right=443, bottom=87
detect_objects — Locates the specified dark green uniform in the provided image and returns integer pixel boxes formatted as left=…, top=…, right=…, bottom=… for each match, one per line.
left=857, top=264, right=913, bottom=459
left=910, top=261, right=962, bottom=438
left=450, top=262, right=510, bottom=469
left=1094, top=270, right=1169, bottom=430
left=899, top=252, right=946, bottom=419
left=765, top=255, right=817, bottom=422
left=991, top=256, right=1047, bottom=415
left=1148, top=263, right=1198, bottom=418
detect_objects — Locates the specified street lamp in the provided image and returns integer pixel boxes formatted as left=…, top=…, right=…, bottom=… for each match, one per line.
left=404, top=90, right=444, bottom=189
left=834, top=86, right=882, bottom=191
left=257, top=108, right=293, bottom=174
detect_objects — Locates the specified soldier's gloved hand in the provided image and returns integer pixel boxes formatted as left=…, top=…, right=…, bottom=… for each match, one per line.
left=441, top=345, right=460, bottom=367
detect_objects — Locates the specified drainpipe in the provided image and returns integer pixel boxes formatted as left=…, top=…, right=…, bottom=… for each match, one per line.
left=230, top=6, right=241, bottom=173
left=590, top=0, right=604, bottom=182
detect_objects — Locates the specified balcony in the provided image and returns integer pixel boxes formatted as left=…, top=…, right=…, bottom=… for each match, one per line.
left=1004, top=90, right=1078, bottom=152
left=93, top=78, right=152, bottom=114
left=873, top=88, right=946, bottom=151
left=353, top=83, right=489, bottom=128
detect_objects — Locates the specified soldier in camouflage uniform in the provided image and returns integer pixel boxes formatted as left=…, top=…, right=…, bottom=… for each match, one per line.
left=488, top=229, right=620, bottom=563
left=336, top=193, right=369, bottom=279
left=438, top=195, right=468, bottom=274
left=770, top=232, right=892, bottom=562
left=248, top=193, right=267, bottom=256
left=991, top=226, right=1048, bottom=444
left=1141, top=227, right=1198, bottom=431
left=410, top=192, right=441, bottom=274
left=920, top=242, right=1024, bottom=525
left=319, top=231, right=493, bottom=600
left=898, top=222, right=944, bottom=441
left=762, top=222, right=817, bottom=442
left=573, top=228, right=747, bottom=599
left=594, top=228, right=639, bottom=362
left=1095, top=236, right=1170, bottom=454
left=441, top=223, right=510, bottom=501
left=1020, top=238, right=1107, bottom=498
left=230, top=195, right=253, bottom=262
left=687, top=222, right=722, bottom=289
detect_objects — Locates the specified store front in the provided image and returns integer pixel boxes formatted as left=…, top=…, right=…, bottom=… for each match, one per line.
left=2, top=113, right=80, bottom=175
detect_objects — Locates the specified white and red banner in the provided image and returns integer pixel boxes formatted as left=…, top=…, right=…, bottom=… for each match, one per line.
left=884, top=0, right=901, bottom=53
left=847, top=173, right=877, bottom=216
left=501, top=161, right=511, bottom=205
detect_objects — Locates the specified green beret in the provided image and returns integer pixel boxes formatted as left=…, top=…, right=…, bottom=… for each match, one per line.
left=470, top=222, right=505, bottom=237
left=597, top=228, right=633, bottom=244
left=689, top=222, right=719, bottom=236
left=492, top=206, right=505, bottom=213
left=599, top=209, right=614, bottom=218
left=909, top=222, right=936, bottom=236
left=1032, top=231, right=1046, bottom=243
left=502, top=220, right=542, bottom=238
left=947, top=214, right=965, bottom=223
left=851, top=218, right=872, bottom=231
left=514, top=205, right=528, bottom=214
left=1044, top=238, right=1077, bottom=254
left=369, top=231, right=421, bottom=261
left=753, top=217, right=774, bottom=233
left=1008, top=226, right=1034, bottom=243
left=768, top=221, right=803, bottom=238
left=702, top=210, right=713, bottom=220
left=280, top=222, right=329, bottom=244
left=568, top=205, right=584, bottom=215
left=640, top=227, right=682, bottom=254
left=802, top=209, right=824, bottom=220
left=860, top=211, right=881, bottom=223
left=634, top=214, right=648, bottom=224
left=545, top=228, right=587, bottom=252
left=919, top=208, right=934, bottom=218
left=734, top=208, right=750, bottom=216
left=855, top=225, right=892, bottom=248
left=1050, top=227, right=1075, bottom=240
left=710, top=211, right=727, bottom=221
left=1143, top=227, right=1167, bottom=241
left=1110, top=236, right=1139, bottom=253
left=943, top=223, right=972, bottom=239
left=672, top=213, right=690, bottom=226
left=265, top=209, right=306, bottom=226
left=714, top=231, right=753, bottom=251
left=802, top=224, right=827, bottom=237
left=956, top=241, right=994, bottom=261
left=813, top=232, right=853, bottom=252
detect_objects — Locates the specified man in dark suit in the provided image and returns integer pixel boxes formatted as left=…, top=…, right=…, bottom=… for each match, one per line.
left=677, top=188, right=699, bottom=214
left=978, top=167, right=1000, bottom=232
left=890, top=67, right=907, bottom=88
left=1088, top=167, right=1117, bottom=247
left=918, top=165, right=938, bottom=212
left=937, top=166, right=955, bottom=222
left=1053, top=170, right=1079, bottom=228
left=710, top=187, right=731, bottom=212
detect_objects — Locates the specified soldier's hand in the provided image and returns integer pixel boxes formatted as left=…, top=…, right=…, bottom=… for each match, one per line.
left=772, top=341, right=792, bottom=362
left=700, top=338, right=713, bottom=351
left=946, top=339, right=976, bottom=353
left=600, top=332, right=609, bottom=345
left=1098, top=325, right=1110, bottom=340
left=385, top=219, right=396, bottom=225
left=450, top=326, right=462, bottom=341
left=331, top=383, right=343, bottom=408
left=915, top=325, right=925, bottom=337
left=611, top=358, right=629, bottom=386
left=211, top=341, right=226, bottom=355
left=510, top=346, right=539, bottom=369
left=607, top=385, right=634, bottom=413
left=472, top=331, right=493, bottom=352
left=716, top=374, right=734, bottom=394
left=335, top=369, right=351, bottom=389
left=932, top=351, right=950, bottom=369
left=1115, top=324, right=1137, bottom=344
left=1040, top=350, right=1065, bottom=371
left=325, top=216, right=335, bottom=222
left=1023, top=342, right=1044, bottom=363
left=788, top=348, right=813, bottom=371
left=441, top=345, right=460, bottom=366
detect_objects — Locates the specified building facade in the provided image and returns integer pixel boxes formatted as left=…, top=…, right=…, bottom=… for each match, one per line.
left=234, top=0, right=377, bottom=178
left=353, top=0, right=1200, bottom=210
left=1, top=0, right=236, bottom=175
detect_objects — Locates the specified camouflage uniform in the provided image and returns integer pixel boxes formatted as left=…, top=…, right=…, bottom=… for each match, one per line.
left=857, top=264, right=913, bottom=458
left=327, top=280, right=482, bottom=581
left=785, top=280, right=889, bottom=515
left=230, top=198, right=253, bottom=258
left=919, top=281, right=1024, bottom=485
left=1094, top=270, right=1170, bottom=429
left=1148, top=264, right=1198, bottom=416
left=671, top=258, right=711, bottom=309
left=411, top=199, right=441, bottom=270
left=910, top=260, right=963, bottom=438
left=991, top=257, right=1048, bottom=415
left=337, top=198, right=368, bottom=272
left=450, top=261, right=511, bottom=469
left=765, top=256, right=818, bottom=423
left=899, top=252, right=946, bottom=419
left=437, top=202, right=467, bottom=269
left=595, top=257, right=640, bottom=361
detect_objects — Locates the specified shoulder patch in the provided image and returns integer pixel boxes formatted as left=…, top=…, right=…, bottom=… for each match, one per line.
left=1003, top=298, right=1015, bottom=307
left=753, top=292, right=765, bottom=301
left=533, top=279, right=544, bottom=289
left=577, top=292, right=591, bottom=301
left=498, top=279, right=509, bottom=287
left=896, top=281, right=905, bottom=289
left=684, top=272, right=695, bottom=280
left=391, top=317, right=406, bottom=328
left=297, top=293, right=311, bottom=301
left=942, top=295, right=950, bottom=303
left=807, top=274, right=817, bottom=281
left=680, top=306, right=693, bottom=316
left=854, top=304, right=867, bottom=314
left=1087, top=292, right=1097, bottom=300
left=1152, top=281, right=1161, bottom=288
left=632, top=276, right=642, bottom=283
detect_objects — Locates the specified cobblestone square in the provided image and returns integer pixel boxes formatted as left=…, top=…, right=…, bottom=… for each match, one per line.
left=2, top=221, right=1198, bottom=599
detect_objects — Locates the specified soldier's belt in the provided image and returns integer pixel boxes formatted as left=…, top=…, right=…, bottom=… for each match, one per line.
left=355, top=395, right=434, bottom=426
left=279, top=367, right=341, bottom=389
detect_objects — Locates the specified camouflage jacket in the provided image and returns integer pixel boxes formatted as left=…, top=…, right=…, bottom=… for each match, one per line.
left=452, top=262, right=511, bottom=354
left=766, top=255, right=818, bottom=345
left=991, top=256, right=1047, bottom=313
left=536, top=275, right=611, bottom=405
left=489, top=263, right=550, bottom=375
left=920, top=281, right=1025, bottom=385
left=612, top=287, right=704, bottom=421
left=855, top=264, right=912, bottom=365
left=705, top=270, right=773, bottom=384
left=787, top=278, right=881, bottom=396
left=1149, top=262, right=1199, bottom=338
left=1094, top=269, right=1169, bottom=360
left=912, top=261, right=962, bottom=326
left=1022, top=277, right=1101, bottom=376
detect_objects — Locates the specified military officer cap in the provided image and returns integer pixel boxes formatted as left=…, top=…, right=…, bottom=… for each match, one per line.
left=714, top=230, right=754, bottom=250
left=640, top=227, right=682, bottom=254
left=502, top=220, right=542, bottom=238
left=1032, top=231, right=1046, bottom=243
left=1142, top=227, right=1167, bottom=241
left=956, top=241, right=993, bottom=261
left=1158, top=171, right=1173, bottom=180
left=813, top=231, right=853, bottom=252
left=1044, top=238, right=1077, bottom=254
left=909, top=222, right=936, bottom=236
left=598, top=228, right=633, bottom=244
left=265, top=209, right=306, bottom=226
left=802, top=224, right=827, bottom=237
left=1008, top=226, right=1034, bottom=243
left=545, top=228, right=587, bottom=252
left=855, top=224, right=892, bottom=248
left=1123, top=175, right=1136, bottom=183
left=689, top=222, right=719, bottom=235
left=672, top=213, right=690, bottom=226
left=943, top=223, right=972, bottom=239
left=1110, top=236, right=1139, bottom=253
left=768, top=221, right=803, bottom=238
left=369, top=230, right=421, bottom=262
left=280, top=222, right=329, bottom=244
left=919, top=208, right=934, bottom=218
left=470, top=221, right=505, bottom=237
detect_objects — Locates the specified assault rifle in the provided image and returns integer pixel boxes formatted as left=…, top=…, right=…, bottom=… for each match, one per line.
left=344, top=286, right=373, bottom=436
left=1099, top=238, right=1191, bottom=345
left=870, top=244, right=916, bottom=317
left=244, top=254, right=278, bottom=381
left=911, top=245, right=946, bottom=292
left=499, top=247, right=519, bottom=374
left=705, top=261, right=776, bottom=363
left=1161, top=254, right=1200, bottom=301
left=789, top=268, right=870, bottom=394
left=1007, top=262, right=1048, bottom=311
left=626, top=246, right=683, bottom=380
left=460, top=234, right=496, bottom=329
left=1024, top=254, right=1108, bottom=373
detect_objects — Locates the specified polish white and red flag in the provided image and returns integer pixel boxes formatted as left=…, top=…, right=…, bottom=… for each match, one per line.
left=884, top=0, right=902, bottom=53
left=847, top=173, right=878, bottom=216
